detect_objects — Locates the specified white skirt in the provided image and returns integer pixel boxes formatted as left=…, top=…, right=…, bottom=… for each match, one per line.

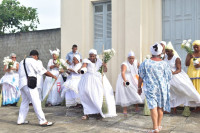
left=79, top=72, right=117, bottom=118
left=42, top=73, right=64, bottom=105
left=0, top=73, right=20, bottom=105
left=61, top=75, right=81, bottom=107
left=115, top=73, right=143, bottom=107
left=170, top=71, right=200, bottom=108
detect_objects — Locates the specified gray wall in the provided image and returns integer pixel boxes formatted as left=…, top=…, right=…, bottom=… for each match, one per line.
left=0, top=28, right=61, bottom=77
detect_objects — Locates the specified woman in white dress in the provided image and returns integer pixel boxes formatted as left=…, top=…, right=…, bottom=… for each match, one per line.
left=115, top=51, right=143, bottom=116
left=79, top=49, right=117, bottom=120
left=61, top=55, right=82, bottom=107
left=164, top=42, right=200, bottom=116
left=0, top=53, right=20, bottom=106
left=42, top=49, right=64, bottom=106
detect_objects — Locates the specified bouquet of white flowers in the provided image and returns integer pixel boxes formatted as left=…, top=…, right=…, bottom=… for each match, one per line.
left=181, top=39, right=192, bottom=53
left=99, top=48, right=116, bottom=73
left=181, top=39, right=199, bottom=69
left=53, top=57, right=68, bottom=71
left=3, top=56, right=14, bottom=69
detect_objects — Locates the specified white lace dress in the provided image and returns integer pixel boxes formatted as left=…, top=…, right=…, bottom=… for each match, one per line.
left=164, top=55, right=200, bottom=107
left=0, top=61, right=20, bottom=105
left=61, top=63, right=82, bottom=107
left=79, top=58, right=117, bottom=118
left=42, top=59, right=64, bottom=105
left=115, top=61, right=143, bottom=107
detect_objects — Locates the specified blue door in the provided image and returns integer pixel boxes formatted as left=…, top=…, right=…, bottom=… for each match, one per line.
left=94, top=2, right=112, bottom=54
left=162, top=0, right=200, bottom=71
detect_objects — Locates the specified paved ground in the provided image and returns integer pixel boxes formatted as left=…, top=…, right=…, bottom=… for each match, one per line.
left=0, top=106, right=199, bottom=133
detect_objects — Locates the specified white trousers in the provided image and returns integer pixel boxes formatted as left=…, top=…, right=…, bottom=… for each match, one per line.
left=17, top=86, right=47, bottom=124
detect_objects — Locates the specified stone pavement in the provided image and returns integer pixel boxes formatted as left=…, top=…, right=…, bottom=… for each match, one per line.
left=0, top=106, right=199, bottom=133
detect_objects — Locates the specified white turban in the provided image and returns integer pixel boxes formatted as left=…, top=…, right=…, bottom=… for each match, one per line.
left=49, top=48, right=60, bottom=56
left=165, top=41, right=180, bottom=57
left=10, top=53, right=16, bottom=57
left=150, top=43, right=163, bottom=56
left=160, top=41, right=166, bottom=46
left=73, top=54, right=80, bottom=62
left=89, top=49, right=97, bottom=55
left=128, top=51, right=135, bottom=57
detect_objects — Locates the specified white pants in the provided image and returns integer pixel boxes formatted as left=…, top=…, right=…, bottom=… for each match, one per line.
left=17, top=86, right=47, bottom=124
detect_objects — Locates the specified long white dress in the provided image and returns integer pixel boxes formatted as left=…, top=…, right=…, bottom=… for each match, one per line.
left=0, top=61, right=20, bottom=105
left=164, top=55, right=200, bottom=107
left=115, top=61, right=143, bottom=107
left=79, top=58, right=117, bottom=118
left=61, top=63, right=82, bottom=107
left=37, top=60, right=44, bottom=101
left=42, top=59, right=64, bottom=105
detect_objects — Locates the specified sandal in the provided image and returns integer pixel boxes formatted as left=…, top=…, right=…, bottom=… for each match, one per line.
left=158, top=126, right=162, bottom=131
left=96, top=114, right=103, bottom=120
left=40, top=122, right=54, bottom=127
left=82, top=115, right=89, bottom=120
left=147, top=129, right=159, bottom=133
left=123, top=112, right=128, bottom=118
left=17, top=121, right=29, bottom=125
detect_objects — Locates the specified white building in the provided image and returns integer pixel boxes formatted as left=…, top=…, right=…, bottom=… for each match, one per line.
left=61, top=0, right=200, bottom=89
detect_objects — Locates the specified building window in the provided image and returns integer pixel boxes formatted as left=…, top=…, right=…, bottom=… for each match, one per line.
left=94, top=2, right=111, bottom=54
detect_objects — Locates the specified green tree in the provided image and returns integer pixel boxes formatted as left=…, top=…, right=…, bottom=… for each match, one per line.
left=0, top=0, right=39, bottom=34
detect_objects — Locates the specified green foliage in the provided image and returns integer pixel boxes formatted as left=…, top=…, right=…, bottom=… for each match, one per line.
left=0, top=0, right=39, bottom=34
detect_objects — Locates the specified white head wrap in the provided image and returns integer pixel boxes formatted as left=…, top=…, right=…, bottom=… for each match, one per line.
left=49, top=48, right=60, bottom=56
left=128, top=51, right=135, bottom=57
left=160, top=41, right=166, bottom=46
left=89, top=49, right=97, bottom=55
left=73, top=54, right=80, bottom=62
left=165, top=42, right=180, bottom=57
left=10, top=53, right=16, bottom=57
left=150, top=43, right=163, bottom=56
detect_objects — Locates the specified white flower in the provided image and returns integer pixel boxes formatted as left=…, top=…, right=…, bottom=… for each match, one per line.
left=188, top=39, right=192, bottom=43
left=185, top=42, right=191, bottom=47
left=182, top=40, right=187, bottom=44
left=146, top=55, right=151, bottom=59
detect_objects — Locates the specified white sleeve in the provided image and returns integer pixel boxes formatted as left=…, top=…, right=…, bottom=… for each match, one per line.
left=73, top=63, right=82, bottom=73
left=31, top=60, right=47, bottom=75
left=47, top=59, right=52, bottom=71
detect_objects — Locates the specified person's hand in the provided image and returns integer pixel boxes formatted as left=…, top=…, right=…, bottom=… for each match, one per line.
left=195, top=63, right=200, bottom=68
left=123, top=80, right=128, bottom=86
left=52, top=75, right=57, bottom=80
left=59, top=69, right=64, bottom=73
left=67, top=62, right=72, bottom=65
left=55, top=64, right=59, bottom=68
left=78, top=69, right=81, bottom=74
left=138, top=88, right=142, bottom=95
left=68, top=68, right=73, bottom=72
left=102, top=63, right=107, bottom=67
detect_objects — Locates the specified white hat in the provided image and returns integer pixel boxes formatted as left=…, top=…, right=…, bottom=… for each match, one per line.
left=128, top=51, right=135, bottom=57
left=49, top=48, right=60, bottom=56
left=73, top=54, right=80, bottom=62
left=10, top=53, right=16, bottom=57
left=150, top=43, right=163, bottom=56
left=89, top=49, right=97, bottom=55
left=165, top=41, right=180, bottom=57
left=160, top=41, right=166, bottom=46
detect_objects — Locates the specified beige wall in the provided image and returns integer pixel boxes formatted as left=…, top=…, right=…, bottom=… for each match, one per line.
left=61, top=0, right=162, bottom=90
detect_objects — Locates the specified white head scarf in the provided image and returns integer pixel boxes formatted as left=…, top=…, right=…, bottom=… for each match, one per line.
left=150, top=43, right=163, bottom=56
left=49, top=48, right=60, bottom=56
left=10, top=53, right=16, bottom=57
left=73, top=54, right=80, bottom=62
left=89, top=49, right=97, bottom=55
left=128, top=51, right=135, bottom=57
left=160, top=41, right=166, bottom=46
left=165, top=41, right=180, bottom=57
